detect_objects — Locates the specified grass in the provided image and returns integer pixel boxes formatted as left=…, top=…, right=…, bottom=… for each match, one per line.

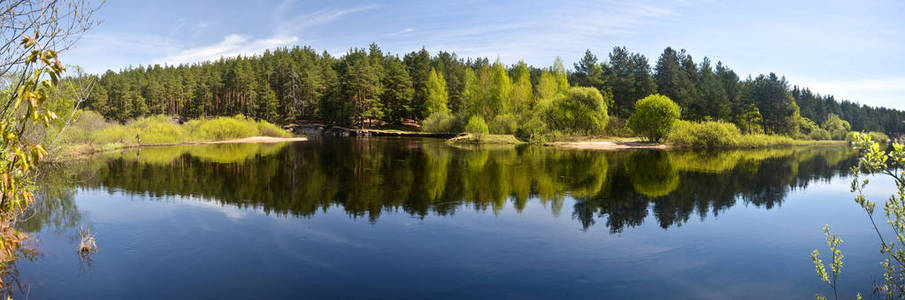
left=51, top=111, right=296, bottom=159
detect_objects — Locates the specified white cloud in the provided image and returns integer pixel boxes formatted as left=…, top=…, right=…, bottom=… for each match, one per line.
left=154, top=34, right=299, bottom=65
left=274, top=4, right=381, bottom=36
left=151, top=3, right=379, bottom=66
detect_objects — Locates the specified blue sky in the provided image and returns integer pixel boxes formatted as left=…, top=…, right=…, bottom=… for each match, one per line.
left=66, top=0, right=905, bottom=109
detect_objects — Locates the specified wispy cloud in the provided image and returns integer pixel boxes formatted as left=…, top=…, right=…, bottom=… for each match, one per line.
left=152, top=3, right=380, bottom=66
left=274, top=3, right=381, bottom=36
left=155, top=34, right=299, bottom=65
left=401, top=1, right=683, bottom=65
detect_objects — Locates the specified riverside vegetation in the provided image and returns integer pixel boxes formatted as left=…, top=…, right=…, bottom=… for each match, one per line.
left=0, top=0, right=101, bottom=289
left=49, top=111, right=294, bottom=159
left=810, top=133, right=905, bottom=299
left=49, top=44, right=901, bottom=147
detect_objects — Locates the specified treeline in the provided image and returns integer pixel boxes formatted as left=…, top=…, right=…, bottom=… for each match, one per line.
left=80, top=44, right=905, bottom=136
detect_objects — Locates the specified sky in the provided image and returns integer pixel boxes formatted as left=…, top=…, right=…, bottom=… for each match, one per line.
left=65, top=0, right=905, bottom=109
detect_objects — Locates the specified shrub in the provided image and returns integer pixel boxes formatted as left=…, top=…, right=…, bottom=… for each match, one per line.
left=136, top=120, right=185, bottom=144
left=628, top=94, right=681, bottom=142
left=867, top=131, right=890, bottom=143
left=549, top=87, right=609, bottom=135
left=795, top=116, right=823, bottom=140
left=119, top=115, right=186, bottom=145
left=808, top=128, right=831, bottom=141
left=822, top=113, right=851, bottom=140
left=465, top=116, right=489, bottom=137
left=92, top=126, right=134, bottom=145
left=256, top=120, right=292, bottom=137
left=603, top=116, right=632, bottom=137
left=734, top=134, right=799, bottom=148
left=190, top=116, right=259, bottom=141
left=55, top=110, right=110, bottom=145
left=489, top=113, right=518, bottom=134
left=666, top=121, right=740, bottom=147
left=422, top=112, right=455, bottom=133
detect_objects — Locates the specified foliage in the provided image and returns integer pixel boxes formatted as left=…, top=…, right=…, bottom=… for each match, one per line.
left=488, top=113, right=518, bottom=135
left=0, top=0, right=102, bottom=282
left=424, top=68, right=449, bottom=116
left=547, top=87, right=609, bottom=135
left=810, top=132, right=905, bottom=299
left=628, top=94, right=681, bottom=142
left=422, top=112, right=455, bottom=133
left=811, top=225, right=850, bottom=300
left=823, top=113, right=851, bottom=140
left=189, top=116, right=260, bottom=141
left=256, top=120, right=292, bottom=138
left=58, top=114, right=294, bottom=154
left=76, top=44, right=905, bottom=139
left=666, top=121, right=739, bottom=147
left=796, top=116, right=832, bottom=140
left=602, top=116, right=633, bottom=137
left=865, top=131, right=890, bottom=144
left=447, top=134, right=522, bottom=145
left=464, top=116, right=489, bottom=137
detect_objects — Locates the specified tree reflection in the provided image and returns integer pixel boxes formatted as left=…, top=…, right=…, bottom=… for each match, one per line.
left=36, top=139, right=857, bottom=233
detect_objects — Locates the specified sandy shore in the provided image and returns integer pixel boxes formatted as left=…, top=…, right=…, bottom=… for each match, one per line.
left=199, top=136, right=308, bottom=144
left=557, top=141, right=669, bottom=150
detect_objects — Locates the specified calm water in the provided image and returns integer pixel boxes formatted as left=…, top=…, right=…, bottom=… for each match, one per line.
left=6, top=138, right=893, bottom=299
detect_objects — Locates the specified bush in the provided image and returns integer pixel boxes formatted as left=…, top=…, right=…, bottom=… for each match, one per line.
left=823, top=113, right=851, bottom=140
left=666, top=121, right=740, bottom=147
left=422, top=112, right=455, bottom=133
left=56, top=110, right=110, bottom=145
left=256, top=120, right=292, bottom=137
left=136, top=119, right=185, bottom=144
left=808, top=128, right=831, bottom=141
left=628, top=94, right=681, bottom=142
left=868, top=131, right=890, bottom=143
left=734, top=134, right=799, bottom=148
left=548, top=87, right=609, bottom=135
left=603, top=116, right=632, bottom=137
left=489, top=113, right=518, bottom=134
left=190, top=116, right=260, bottom=141
left=93, top=126, right=133, bottom=145
left=465, top=116, right=489, bottom=137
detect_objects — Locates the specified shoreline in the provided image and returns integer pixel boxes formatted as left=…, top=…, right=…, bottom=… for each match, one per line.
left=552, top=139, right=847, bottom=150
left=555, top=141, right=671, bottom=150
left=51, top=136, right=308, bottom=162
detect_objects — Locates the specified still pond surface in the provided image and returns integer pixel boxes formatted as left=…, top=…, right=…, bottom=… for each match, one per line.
left=7, top=138, right=893, bottom=299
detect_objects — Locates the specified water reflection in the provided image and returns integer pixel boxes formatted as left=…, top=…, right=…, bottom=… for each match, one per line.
left=31, top=138, right=856, bottom=234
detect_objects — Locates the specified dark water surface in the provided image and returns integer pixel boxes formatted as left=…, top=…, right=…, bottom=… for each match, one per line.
left=9, top=138, right=892, bottom=299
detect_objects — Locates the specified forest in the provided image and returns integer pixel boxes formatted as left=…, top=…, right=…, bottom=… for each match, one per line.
left=77, top=44, right=905, bottom=139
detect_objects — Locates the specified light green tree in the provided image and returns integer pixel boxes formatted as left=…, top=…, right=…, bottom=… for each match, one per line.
left=535, top=71, right=558, bottom=104
left=510, top=61, right=533, bottom=118
left=549, top=87, right=609, bottom=135
left=553, top=57, right=570, bottom=94
left=822, top=113, right=851, bottom=140
left=465, top=115, right=489, bottom=138
left=628, top=94, right=681, bottom=142
left=488, top=60, right=511, bottom=119
left=424, top=68, right=449, bottom=116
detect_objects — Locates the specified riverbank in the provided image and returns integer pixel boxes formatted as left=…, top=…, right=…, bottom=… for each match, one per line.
left=550, top=136, right=847, bottom=150
left=54, top=136, right=308, bottom=161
